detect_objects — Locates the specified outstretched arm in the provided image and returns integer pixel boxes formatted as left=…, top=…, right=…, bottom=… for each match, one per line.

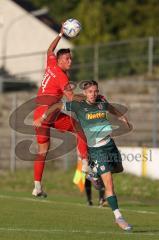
left=33, top=96, right=83, bottom=128
left=107, top=103, right=131, bottom=128
left=47, top=24, right=64, bottom=56
left=64, top=91, right=86, bottom=102
left=33, top=102, right=64, bottom=127
left=63, top=84, right=86, bottom=102
left=108, top=103, right=123, bottom=117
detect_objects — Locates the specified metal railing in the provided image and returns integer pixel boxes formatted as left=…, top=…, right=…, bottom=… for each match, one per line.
left=0, top=37, right=159, bottom=83
left=0, top=88, right=159, bottom=172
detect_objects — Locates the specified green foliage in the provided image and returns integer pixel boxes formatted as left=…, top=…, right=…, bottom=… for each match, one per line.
left=29, top=0, right=159, bottom=45
left=71, top=38, right=152, bottom=81
left=72, top=0, right=107, bottom=45
left=28, top=0, right=159, bottom=80
left=30, top=0, right=79, bottom=22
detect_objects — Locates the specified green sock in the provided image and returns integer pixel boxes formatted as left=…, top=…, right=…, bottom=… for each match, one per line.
left=107, top=195, right=119, bottom=211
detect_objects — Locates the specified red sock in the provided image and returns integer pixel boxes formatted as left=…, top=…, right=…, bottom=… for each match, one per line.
left=34, top=154, right=46, bottom=181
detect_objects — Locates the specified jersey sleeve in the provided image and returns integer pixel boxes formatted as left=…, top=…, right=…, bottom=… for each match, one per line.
left=96, top=94, right=107, bottom=102
left=47, top=53, right=57, bottom=66
left=101, top=101, right=109, bottom=110
left=63, top=101, right=78, bottom=113
left=96, top=95, right=109, bottom=110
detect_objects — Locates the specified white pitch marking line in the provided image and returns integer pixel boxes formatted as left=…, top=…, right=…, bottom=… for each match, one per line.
left=0, top=227, right=158, bottom=237
left=0, top=194, right=157, bottom=215
left=120, top=208, right=157, bottom=215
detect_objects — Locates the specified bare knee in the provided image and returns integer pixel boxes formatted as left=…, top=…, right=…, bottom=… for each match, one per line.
left=38, top=141, right=50, bottom=156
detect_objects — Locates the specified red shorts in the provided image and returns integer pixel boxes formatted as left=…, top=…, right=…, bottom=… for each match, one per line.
left=34, top=106, right=78, bottom=144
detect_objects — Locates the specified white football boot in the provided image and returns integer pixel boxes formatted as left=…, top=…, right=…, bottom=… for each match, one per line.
left=116, top=217, right=132, bottom=231
left=32, top=181, right=47, bottom=198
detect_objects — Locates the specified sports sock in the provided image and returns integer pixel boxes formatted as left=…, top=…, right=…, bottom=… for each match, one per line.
left=85, top=179, right=92, bottom=202
left=34, top=154, right=45, bottom=181
left=113, top=209, right=122, bottom=219
left=99, top=188, right=105, bottom=201
left=34, top=181, right=41, bottom=191
left=107, top=195, right=122, bottom=219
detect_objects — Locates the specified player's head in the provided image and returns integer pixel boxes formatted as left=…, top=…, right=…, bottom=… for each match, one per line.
left=83, top=80, right=99, bottom=104
left=57, top=48, right=72, bottom=71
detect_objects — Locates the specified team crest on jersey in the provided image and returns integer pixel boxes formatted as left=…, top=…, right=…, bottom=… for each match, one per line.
left=100, top=165, right=105, bottom=171
left=98, top=103, right=103, bottom=110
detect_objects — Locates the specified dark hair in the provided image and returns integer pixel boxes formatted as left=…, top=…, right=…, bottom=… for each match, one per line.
left=56, top=48, right=71, bottom=59
left=82, top=80, right=98, bottom=90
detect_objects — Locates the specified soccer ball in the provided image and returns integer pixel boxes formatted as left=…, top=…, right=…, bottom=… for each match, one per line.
left=63, top=19, right=81, bottom=38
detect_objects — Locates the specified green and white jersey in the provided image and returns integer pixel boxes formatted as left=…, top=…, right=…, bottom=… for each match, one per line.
left=64, top=100, right=112, bottom=147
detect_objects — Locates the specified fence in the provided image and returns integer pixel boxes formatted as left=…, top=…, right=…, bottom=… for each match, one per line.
left=0, top=37, right=159, bottom=84
left=0, top=37, right=159, bottom=172
left=0, top=91, right=77, bottom=172
left=0, top=87, right=159, bottom=172
left=71, top=37, right=159, bottom=81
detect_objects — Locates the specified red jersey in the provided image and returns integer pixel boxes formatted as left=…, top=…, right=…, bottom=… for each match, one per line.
left=36, top=54, right=69, bottom=106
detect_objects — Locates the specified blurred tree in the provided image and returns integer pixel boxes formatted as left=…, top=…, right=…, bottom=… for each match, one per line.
left=71, top=0, right=108, bottom=44
left=103, top=0, right=159, bottom=40
left=25, top=0, right=159, bottom=79
left=30, top=0, right=79, bottom=21
left=28, top=0, right=159, bottom=44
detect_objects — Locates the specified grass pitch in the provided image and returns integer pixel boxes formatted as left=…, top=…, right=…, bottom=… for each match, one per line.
left=0, top=168, right=159, bottom=240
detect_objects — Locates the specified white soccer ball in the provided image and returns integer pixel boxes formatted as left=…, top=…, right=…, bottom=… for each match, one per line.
left=63, top=18, right=81, bottom=38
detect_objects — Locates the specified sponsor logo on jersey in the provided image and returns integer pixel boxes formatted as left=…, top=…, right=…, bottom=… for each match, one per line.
left=86, top=112, right=106, bottom=120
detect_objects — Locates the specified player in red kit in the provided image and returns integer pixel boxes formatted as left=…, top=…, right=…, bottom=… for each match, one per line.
left=32, top=25, right=88, bottom=197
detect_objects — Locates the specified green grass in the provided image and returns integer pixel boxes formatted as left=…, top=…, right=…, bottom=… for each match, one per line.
left=0, top=166, right=159, bottom=240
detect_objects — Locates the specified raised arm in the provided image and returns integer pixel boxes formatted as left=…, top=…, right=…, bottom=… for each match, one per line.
left=47, top=24, right=64, bottom=56
left=107, top=103, right=123, bottom=117
left=64, top=91, right=86, bottom=102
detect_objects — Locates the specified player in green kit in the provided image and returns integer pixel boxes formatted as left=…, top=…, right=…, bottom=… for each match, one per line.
left=34, top=80, right=132, bottom=231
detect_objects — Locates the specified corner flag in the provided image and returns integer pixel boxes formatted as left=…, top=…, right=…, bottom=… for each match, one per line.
left=73, top=160, right=86, bottom=192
